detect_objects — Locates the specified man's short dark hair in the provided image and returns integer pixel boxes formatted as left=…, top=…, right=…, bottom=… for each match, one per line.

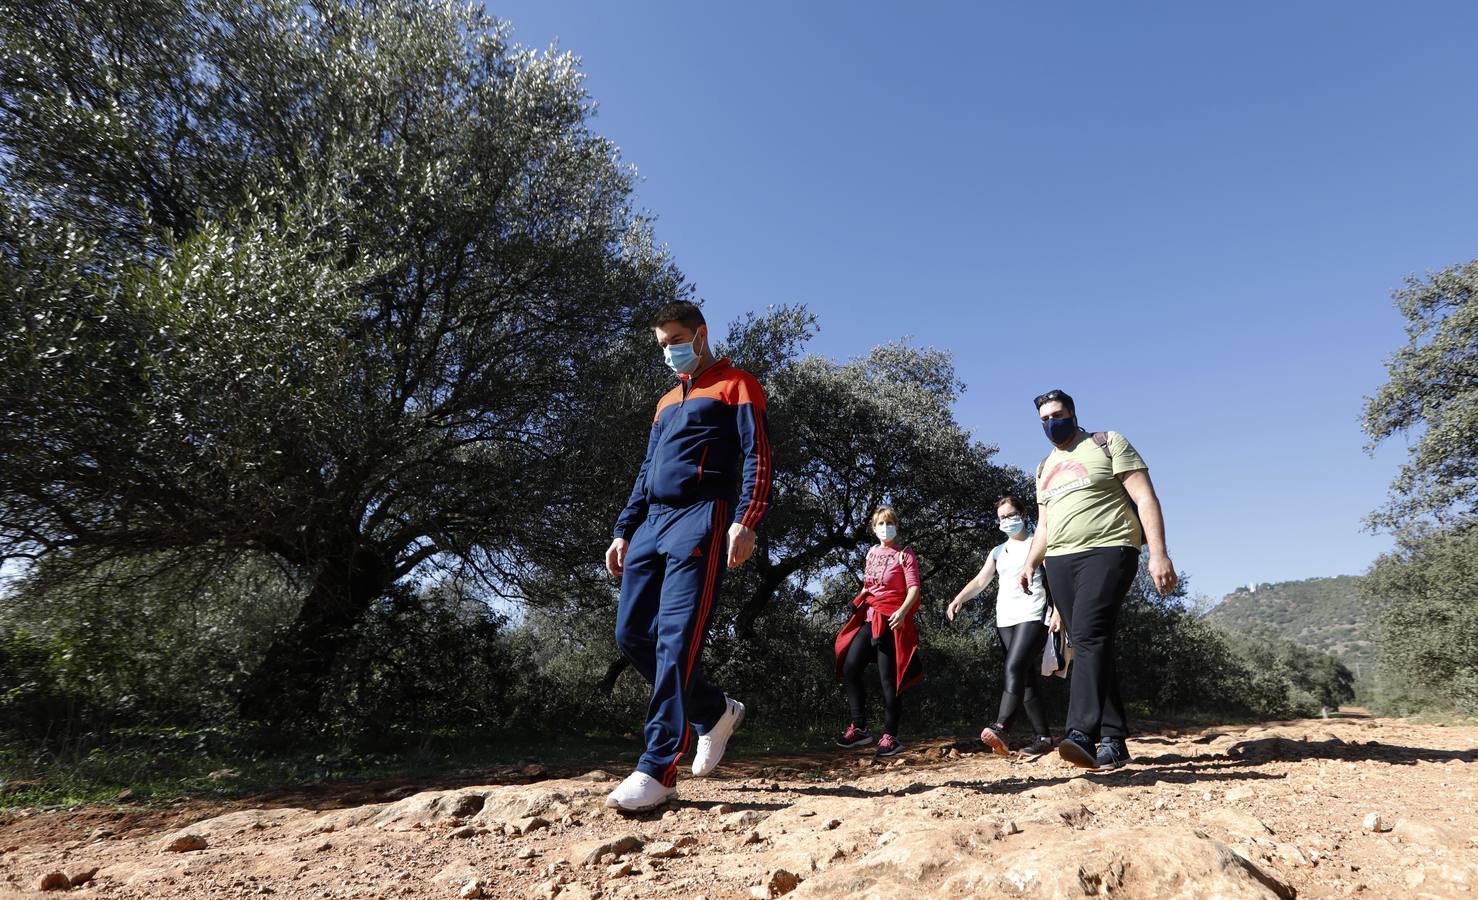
left=648, top=301, right=706, bottom=331
left=1033, top=389, right=1075, bottom=413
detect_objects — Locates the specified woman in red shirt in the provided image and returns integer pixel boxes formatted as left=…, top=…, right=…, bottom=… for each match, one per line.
left=833, top=505, right=923, bottom=757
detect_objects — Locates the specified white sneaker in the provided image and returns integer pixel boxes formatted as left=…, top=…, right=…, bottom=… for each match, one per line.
left=691, top=697, right=746, bottom=777
left=604, top=771, right=674, bottom=812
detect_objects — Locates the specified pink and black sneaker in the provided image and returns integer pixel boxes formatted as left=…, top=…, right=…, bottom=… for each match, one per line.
left=875, top=733, right=904, bottom=757
left=979, top=724, right=1010, bottom=757
left=836, top=724, right=874, bottom=748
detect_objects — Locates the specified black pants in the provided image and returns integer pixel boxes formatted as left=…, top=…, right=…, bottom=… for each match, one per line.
left=842, top=621, right=900, bottom=735
left=994, top=621, right=1049, bottom=736
left=1043, top=546, right=1139, bottom=742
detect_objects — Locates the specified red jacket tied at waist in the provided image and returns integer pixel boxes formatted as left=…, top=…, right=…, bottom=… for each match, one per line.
left=834, top=546, right=923, bottom=694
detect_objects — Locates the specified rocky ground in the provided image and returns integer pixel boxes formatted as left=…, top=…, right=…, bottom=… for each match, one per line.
left=1, top=715, right=1474, bottom=898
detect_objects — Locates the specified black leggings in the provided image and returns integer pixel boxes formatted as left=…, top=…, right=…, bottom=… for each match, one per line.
left=842, top=622, right=900, bottom=735
left=994, top=621, right=1050, bottom=736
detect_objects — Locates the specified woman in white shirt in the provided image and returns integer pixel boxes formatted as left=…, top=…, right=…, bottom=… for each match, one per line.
left=947, top=495, right=1058, bottom=757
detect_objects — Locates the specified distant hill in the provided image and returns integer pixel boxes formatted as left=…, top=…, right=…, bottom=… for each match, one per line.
left=1204, top=575, right=1384, bottom=679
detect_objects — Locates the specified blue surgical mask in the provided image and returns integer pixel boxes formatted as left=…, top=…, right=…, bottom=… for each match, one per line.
left=663, top=341, right=698, bottom=375
left=999, top=516, right=1025, bottom=536
left=875, top=524, right=897, bottom=542
left=1042, top=415, right=1078, bottom=445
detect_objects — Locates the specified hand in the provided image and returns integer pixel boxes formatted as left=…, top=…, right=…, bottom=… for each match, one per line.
left=605, top=538, right=629, bottom=578
left=1048, top=607, right=1062, bottom=633
left=1017, top=568, right=1032, bottom=595
left=946, top=597, right=965, bottom=621
left=727, top=523, right=757, bottom=568
left=1148, top=553, right=1178, bottom=596
left=888, top=607, right=909, bottom=630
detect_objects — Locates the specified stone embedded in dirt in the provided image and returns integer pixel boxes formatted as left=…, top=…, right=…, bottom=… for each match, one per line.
left=115, top=788, right=135, bottom=802
left=823, top=818, right=842, bottom=831
left=712, top=803, right=738, bottom=815
left=374, top=790, right=487, bottom=831
left=1275, top=842, right=1309, bottom=866
left=571, top=770, right=615, bottom=782
left=1202, top=808, right=1275, bottom=838
left=432, top=859, right=481, bottom=888
left=64, top=865, right=99, bottom=887
left=457, top=878, right=485, bottom=899
left=446, top=825, right=487, bottom=840
left=1026, top=801, right=1095, bottom=829
left=35, top=871, right=70, bottom=891
left=558, top=883, right=595, bottom=900
left=522, top=763, right=549, bottom=779
left=1225, top=785, right=1257, bottom=802
left=753, top=867, right=801, bottom=898
left=470, top=779, right=612, bottom=827
left=158, top=832, right=208, bottom=853
left=516, top=816, right=551, bottom=835
left=88, top=826, right=116, bottom=842
left=645, top=840, right=680, bottom=858
left=1024, top=778, right=1104, bottom=801
left=1392, top=818, right=1465, bottom=849
left=1362, top=812, right=1391, bottom=833
left=606, top=860, right=634, bottom=878
left=1003, top=819, right=1022, bottom=835
left=722, top=809, right=768, bottom=831
left=973, top=827, right=1292, bottom=899
left=531, top=877, right=563, bottom=899
left=570, top=833, right=644, bottom=867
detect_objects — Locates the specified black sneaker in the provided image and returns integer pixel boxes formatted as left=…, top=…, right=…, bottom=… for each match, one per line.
left=1022, top=735, right=1055, bottom=757
left=1057, top=729, right=1097, bottom=768
left=836, top=724, right=874, bottom=748
left=1095, top=737, right=1132, bottom=769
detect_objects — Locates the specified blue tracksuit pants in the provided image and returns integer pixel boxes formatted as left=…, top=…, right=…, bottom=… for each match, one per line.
left=615, top=499, right=731, bottom=787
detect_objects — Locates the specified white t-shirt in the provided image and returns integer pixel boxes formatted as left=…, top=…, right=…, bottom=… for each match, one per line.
left=992, top=536, right=1049, bottom=628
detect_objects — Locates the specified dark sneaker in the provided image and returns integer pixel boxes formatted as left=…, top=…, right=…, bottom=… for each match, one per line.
left=979, top=724, right=1010, bottom=757
left=836, top=724, right=874, bottom=748
left=1095, top=737, right=1132, bottom=769
left=875, top=733, right=904, bottom=757
left=1022, top=735, right=1055, bottom=757
left=1057, top=729, right=1097, bottom=768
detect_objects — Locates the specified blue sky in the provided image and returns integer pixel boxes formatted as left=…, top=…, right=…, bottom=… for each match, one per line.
left=490, top=1, right=1478, bottom=602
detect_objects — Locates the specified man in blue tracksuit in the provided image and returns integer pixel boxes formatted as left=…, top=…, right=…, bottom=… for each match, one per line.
left=602, top=301, right=772, bottom=812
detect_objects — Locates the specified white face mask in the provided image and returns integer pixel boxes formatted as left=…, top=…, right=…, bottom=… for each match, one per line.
left=875, top=523, right=897, bottom=542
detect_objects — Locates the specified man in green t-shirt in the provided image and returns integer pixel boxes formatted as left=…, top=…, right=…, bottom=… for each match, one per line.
left=1016, top=389, right=1177, bottom=770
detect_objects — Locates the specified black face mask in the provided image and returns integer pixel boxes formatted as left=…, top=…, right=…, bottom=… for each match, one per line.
left=1042, top=415, right=1078, bottom=445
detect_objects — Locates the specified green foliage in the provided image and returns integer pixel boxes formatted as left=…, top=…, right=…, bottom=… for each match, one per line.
left=1205, top=576, right=1384, bottom=680
left=1, top=0, right=688, bottom=723
left=1362, top=525, right=1478, bottom=717
left=1358, top=258, right=1477, bottom=717
left=0, top=552, right=302, bottom=729
left=1362, top=259, right=1478, bottom=528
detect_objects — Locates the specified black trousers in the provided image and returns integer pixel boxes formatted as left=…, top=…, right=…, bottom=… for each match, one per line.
left=842, top=621, right=900, bottom=735
left=1043, top=546, right=1139, bottom=742
left=994, top=620, right=1050, bottom=736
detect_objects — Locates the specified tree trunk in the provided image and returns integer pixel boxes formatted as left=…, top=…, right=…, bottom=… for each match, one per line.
left=238, top=543, right=392, bottom=730
left=597, top=655, right=630, bottom=695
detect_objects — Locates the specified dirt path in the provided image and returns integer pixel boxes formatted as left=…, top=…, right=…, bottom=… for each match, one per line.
left=1, top=716, right=1474, bottom=898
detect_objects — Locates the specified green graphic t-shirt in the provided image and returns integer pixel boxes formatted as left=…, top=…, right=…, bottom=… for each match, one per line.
left=1035, top=430, right=1147, bottom=556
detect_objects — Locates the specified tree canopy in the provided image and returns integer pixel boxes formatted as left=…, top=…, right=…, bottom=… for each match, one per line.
left=1, top=0, right=686, bottom=724
left=1363, top=259, right=1478, bottom=528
